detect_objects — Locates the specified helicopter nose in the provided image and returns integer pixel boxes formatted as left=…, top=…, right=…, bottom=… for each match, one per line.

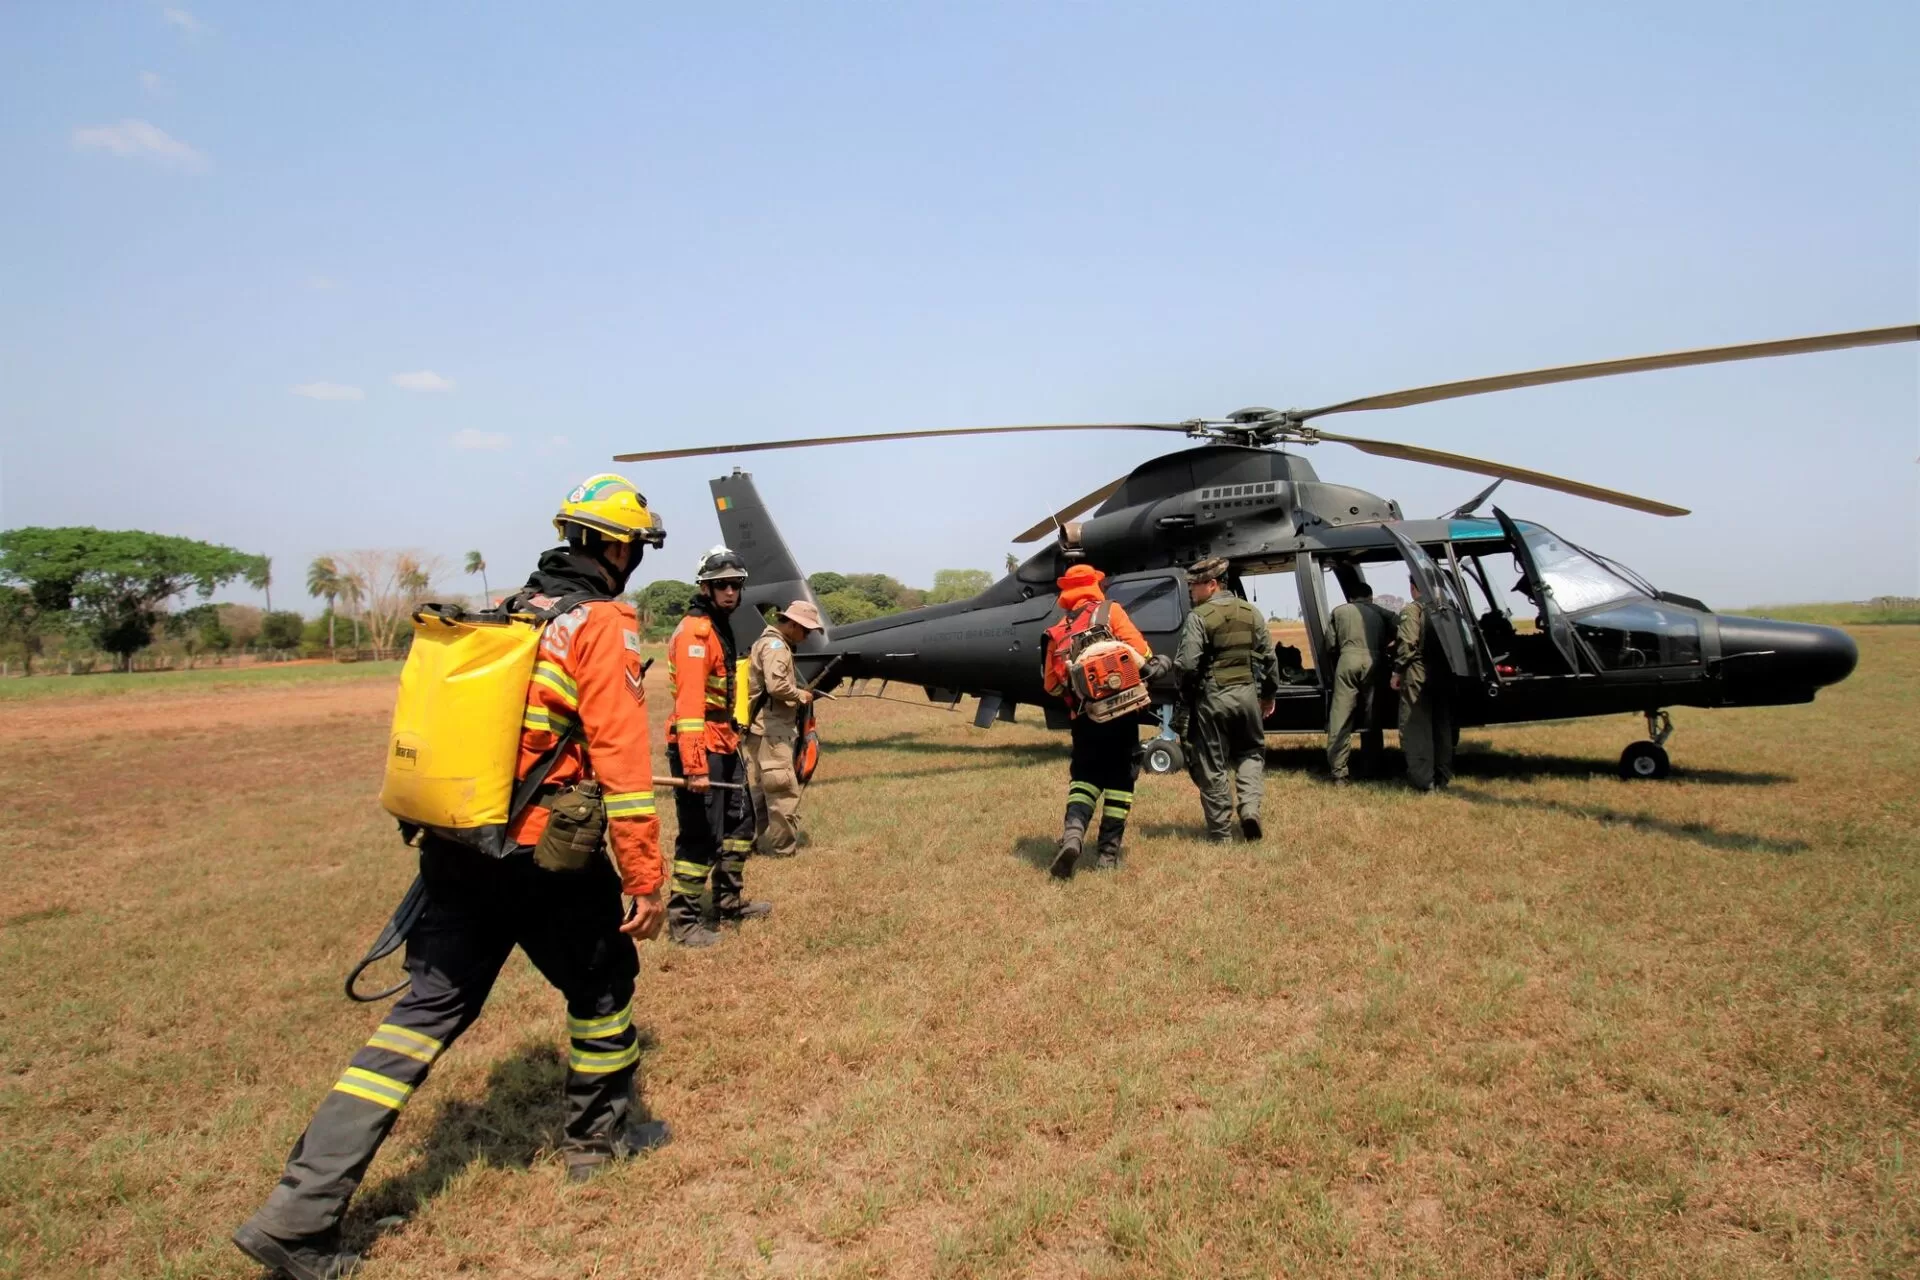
left=1714, top=615, right=1859, bottom=688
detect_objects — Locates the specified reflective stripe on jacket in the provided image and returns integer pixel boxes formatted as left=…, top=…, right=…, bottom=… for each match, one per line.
left=667, top=610, right=739, bottom=775
left=506, top=598, right=662, bottom=897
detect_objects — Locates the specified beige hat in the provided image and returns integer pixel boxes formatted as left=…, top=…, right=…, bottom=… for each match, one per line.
left=779, top=599, right=824, bottom=631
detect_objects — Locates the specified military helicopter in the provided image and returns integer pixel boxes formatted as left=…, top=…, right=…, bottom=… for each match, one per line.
left=618, top=324, right=1915, bottom=779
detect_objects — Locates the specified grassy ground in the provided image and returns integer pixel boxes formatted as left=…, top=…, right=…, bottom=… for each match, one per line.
left=0, top=659, right=406, bottom=702
left=1733, top=601, right=1920, bottom=626
left=1, top=629, right=1915, bottom=1278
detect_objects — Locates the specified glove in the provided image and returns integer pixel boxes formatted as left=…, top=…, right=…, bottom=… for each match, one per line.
left=1142, top=654, right=1174, bottom=681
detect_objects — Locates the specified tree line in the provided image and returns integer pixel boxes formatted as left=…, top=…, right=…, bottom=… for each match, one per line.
left=0, top=524, right=1010, bottom=675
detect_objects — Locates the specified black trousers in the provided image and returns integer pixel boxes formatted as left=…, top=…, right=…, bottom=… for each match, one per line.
left=253, top=840, right=640, bottom=1238
left=1064, top=714, right=1140, bottom=844
left=667, top=741, right=755, bottom=910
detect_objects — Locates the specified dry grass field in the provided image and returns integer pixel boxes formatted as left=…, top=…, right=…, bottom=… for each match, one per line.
left=2, top=629, right=1916, bottom=1279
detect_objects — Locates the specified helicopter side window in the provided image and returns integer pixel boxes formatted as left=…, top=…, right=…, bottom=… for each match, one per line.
left=1105, top=576, right=1182, bottom=632
left=1572, top=603, right=1702, bottom=670
left=1519, top=525, right=1640, bottom=614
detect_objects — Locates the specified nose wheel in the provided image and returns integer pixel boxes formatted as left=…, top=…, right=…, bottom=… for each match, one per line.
left=1618, top=710, right=1674, bottom=780
left=1140, top=705, right=1185, bottom=775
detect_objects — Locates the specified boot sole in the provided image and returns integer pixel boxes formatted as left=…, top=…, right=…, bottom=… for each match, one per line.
left=233, top=1223, right=357, bottom=1280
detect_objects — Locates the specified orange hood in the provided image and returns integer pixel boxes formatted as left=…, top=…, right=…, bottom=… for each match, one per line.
left=1055, top=565, right=1107, bottom=613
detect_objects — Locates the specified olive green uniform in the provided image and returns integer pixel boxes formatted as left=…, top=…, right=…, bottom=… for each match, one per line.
left=1394, top=599, right=1455, bottom=790
left=745, top=626, right=807, bottom=857
left=1173, top=592, right=1281, bottom=840
left=1326, top=599, right=1397, bottom=780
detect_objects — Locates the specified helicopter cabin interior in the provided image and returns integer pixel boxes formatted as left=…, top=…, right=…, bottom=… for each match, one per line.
left=1235, top=512, right=1715, bottom=730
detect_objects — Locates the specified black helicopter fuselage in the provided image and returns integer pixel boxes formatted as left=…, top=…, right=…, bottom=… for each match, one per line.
left=711, top=451, right=1857, bottom=743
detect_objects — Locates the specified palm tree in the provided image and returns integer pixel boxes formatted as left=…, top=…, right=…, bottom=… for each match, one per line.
left=248, top=556, right=274, bottom=612
left=464, top=550, right=490, bottom=605
left=306, top=555, right=341, bottom=652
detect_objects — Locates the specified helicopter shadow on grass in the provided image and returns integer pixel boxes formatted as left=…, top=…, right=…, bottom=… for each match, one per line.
left=1446, top=787, right=1810, bottom=856
left=341, top=1030, right=663, bottom=1255
left=1259, top=740, right=1790, bottom=788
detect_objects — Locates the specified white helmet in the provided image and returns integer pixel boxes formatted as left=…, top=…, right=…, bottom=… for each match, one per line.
left=695, top=545, right=749, bottom=584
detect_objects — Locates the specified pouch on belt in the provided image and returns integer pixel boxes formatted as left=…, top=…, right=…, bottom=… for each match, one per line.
left=532, top=781, right=607, bottom=872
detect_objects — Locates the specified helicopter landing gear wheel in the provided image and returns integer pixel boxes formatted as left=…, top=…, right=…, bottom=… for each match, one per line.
left=1142, top=739, right=1184, bottom=775
left=1618, top=741, right=1670, bottom=780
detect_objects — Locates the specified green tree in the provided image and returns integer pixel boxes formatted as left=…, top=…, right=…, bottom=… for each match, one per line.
left=246, top=555, right=273, bottom=611
left=632, top=578, right=696, bottom=636
left=259, top=610, right=304, bottom=650
left=928, top=569, right=992, bottom=604
left=307, top=555, right=342, bottom=652
left=819, top=589, right=882, bottom=625
left=806, top=571, right=849, bottom=598
left=1005, top=552, right=1019, bottom=575
left=465, top=550, right=490, bottom=605
left=844, top=573, right=907, bottom=612
left=0, top=586, right=61, bottom=675
left=0, top=527, right=259, bottom=671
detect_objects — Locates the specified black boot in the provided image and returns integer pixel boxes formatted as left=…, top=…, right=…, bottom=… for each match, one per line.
left=232, top=1221, right=359, bottom=1280
left=1240, top=815, right=1263, bottom=841
left=563, top=1119, right=673, bottom=1183
left=1094, top=814, right=1126, bottom=870
left=710, top=858, right=769, bottom=927
left=1050, top=808, right=1090, bottom=880
left=715, top=900, right=773, bottom=927
left=667, top=893, right=719, bottom=948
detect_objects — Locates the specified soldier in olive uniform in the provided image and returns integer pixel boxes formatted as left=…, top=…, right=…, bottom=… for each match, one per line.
left=746, top=600, right=823, bottom=859
left=1392, top=581, right=1455, bottom=791
left=1325, top=583, right=1397, bottom=784
left=1169, top=558, right=1281, bottom=842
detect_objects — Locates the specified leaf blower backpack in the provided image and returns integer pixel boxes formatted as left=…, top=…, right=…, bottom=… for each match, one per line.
left=1055, top=601, right=1151, bottom=723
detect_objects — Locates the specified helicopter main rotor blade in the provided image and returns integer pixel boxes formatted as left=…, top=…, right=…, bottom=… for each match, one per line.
left=1299, top=324, right=1920, bottom=419
left=613, top=422, right=1193, bottom=464
left=1314, top=429, right=1690, bottom=517
left=1010, top=477, right=1127, bottom=544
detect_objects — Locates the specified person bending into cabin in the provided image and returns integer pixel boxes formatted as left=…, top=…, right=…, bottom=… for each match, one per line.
left=1393, top=579, right=1456, bottom=791
left=1171, top=558, right=1280, bottom=842
left=746, top=599, right=824, bottom=858
left=1041, top=564, right=1152, bottom=878
left=1325, top=582, right=1398, bottom=784
left=233, top=475, right=670, bottom=1280
left=664, top=546, right=770, bottom=947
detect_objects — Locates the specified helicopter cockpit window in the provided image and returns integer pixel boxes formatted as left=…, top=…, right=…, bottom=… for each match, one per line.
left=1573, top=602, right=1702, bottom=669
left=1106, top=576, right=1182, bottom=632
left=1519, top=525, right=1641, bottom=614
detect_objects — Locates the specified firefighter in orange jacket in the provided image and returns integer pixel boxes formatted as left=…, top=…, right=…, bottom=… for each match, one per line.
left=234, top=475, right=670, bottom=1280
left=664, top=546, right=769, bottom=947
left=1040, top=564, right=1153, bottom=878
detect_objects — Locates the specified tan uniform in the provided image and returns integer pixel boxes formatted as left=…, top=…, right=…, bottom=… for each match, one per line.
left=746, top=625, right=808, bottom=856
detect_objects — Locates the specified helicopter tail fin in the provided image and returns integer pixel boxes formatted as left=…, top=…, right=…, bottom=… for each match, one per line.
left=708, top=469, right=827, bottom=647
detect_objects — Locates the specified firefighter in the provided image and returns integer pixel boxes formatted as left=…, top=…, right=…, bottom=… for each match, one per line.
left=665, top=546, right=768, bottom=947
left=1170, top=558, right=1280, bottom=842
left=233, top=475, right=670, bottom=1280
left=1040, top=564, right=1153, bottom=878
left=746, top=599, right=824, bottom=859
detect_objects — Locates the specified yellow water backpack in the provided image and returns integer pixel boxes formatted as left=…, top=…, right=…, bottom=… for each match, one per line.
left=378, top=592, right=603, bottom=857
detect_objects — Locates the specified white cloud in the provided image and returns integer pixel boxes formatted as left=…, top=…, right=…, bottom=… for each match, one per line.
left=391, top=370, right=454, bottom=393
left=451, top=429, right=509, bottom=452
left=291, top=381, right=364, bottom=401
left=162, top=8, right=203, bottom=34
left=72, top=119, right=208, bottom=173
left=139, top=71, right=170, bottom=97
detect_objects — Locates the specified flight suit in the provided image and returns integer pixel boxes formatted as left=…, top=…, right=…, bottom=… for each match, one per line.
left=745, top=624, right=808, bottom=858
left=1173, top=592, right=1281, bottom=840
left=1326, top=598, right=1397, bottom=781
left=1395, top=598, right=1456, bottom=790
left=243, top=572, right=664, bottom=1244
left=666, top=601, right=756, bottom=934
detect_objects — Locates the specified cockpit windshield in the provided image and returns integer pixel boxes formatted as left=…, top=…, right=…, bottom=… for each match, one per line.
left=1520, top=524, right=1644, bottom=614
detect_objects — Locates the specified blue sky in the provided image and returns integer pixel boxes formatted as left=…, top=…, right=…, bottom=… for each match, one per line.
left=2, top=2, right=1914, bottom=611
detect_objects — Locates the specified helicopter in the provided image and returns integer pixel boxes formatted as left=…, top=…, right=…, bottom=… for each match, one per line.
left=617, top=324, right=1915, bottom=780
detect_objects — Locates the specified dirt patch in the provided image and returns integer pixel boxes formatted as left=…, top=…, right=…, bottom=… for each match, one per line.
left=0, top=678, right=396, bottom=743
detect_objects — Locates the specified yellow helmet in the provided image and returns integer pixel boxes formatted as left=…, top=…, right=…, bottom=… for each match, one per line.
left=554, top=473, right=666, bottom=546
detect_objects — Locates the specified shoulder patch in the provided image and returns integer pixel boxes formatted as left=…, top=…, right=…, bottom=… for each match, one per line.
left=767, top=638, right=784, bottom=650
left=688, top=643, right=706, bottom=658
left=623, top=630, right=641, bottom=653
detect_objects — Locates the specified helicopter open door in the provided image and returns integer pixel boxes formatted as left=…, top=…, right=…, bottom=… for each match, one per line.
left=1493, top=507, right=1581, bottom=673
left=1384, top=524, right=1480, bottom=682
left=1293, top=552, right=1332, bottom=680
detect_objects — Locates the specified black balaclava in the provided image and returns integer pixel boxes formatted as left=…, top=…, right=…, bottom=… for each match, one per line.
left=522, top=535, right=640, bottom=602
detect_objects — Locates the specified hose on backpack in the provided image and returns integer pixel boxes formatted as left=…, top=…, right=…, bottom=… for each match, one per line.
left=344, top=873, right=428, bottom=1003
